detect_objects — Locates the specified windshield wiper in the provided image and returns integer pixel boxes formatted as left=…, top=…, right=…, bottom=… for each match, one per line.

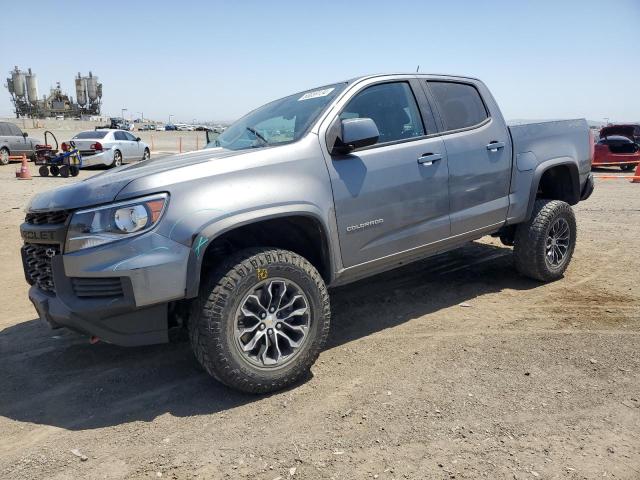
left=246, top=127, right=268, bottom=145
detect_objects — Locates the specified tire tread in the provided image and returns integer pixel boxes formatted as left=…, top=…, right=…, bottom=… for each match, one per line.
left=189, top=247, right=330, bottom=394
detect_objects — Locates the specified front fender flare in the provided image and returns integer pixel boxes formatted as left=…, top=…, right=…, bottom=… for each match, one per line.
left=184, top=204, right=335, bottom=298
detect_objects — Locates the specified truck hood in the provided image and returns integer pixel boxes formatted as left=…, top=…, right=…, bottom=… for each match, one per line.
left=27, top=148, right=244, bottom=212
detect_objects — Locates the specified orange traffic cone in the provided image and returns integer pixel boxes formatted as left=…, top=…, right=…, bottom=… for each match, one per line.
left=16, top=155, right=32, bottom=180
left=632, top=162, right=640, bottom=184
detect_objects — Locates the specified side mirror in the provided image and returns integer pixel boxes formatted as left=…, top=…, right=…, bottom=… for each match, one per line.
left=23, top=132, right=28, bottom=138
left=136, top=137, right=141, bottom=141
left=331, top=118, right=379, bottom=155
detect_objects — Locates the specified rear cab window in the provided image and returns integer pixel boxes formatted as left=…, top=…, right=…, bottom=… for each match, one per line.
left=427, top=81, right=489, bottom=132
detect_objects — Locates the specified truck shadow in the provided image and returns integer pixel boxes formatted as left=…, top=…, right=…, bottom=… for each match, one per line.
left=0, top=241, right=542, bottom=431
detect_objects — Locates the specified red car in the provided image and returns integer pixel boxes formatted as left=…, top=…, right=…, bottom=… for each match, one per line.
left=593, top=124, right=640, bottom=171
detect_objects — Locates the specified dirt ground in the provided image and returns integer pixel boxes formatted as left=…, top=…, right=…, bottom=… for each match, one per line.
left=0, top=163, right=638, bottom=480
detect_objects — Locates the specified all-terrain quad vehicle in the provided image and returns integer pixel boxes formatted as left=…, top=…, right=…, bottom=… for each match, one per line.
left=34, top=131, right=82, bottom=178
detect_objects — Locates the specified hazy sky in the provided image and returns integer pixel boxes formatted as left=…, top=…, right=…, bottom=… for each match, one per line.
left=1, top=0, right=639, bottom=123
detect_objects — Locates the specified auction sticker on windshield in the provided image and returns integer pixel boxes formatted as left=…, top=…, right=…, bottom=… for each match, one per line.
left=298, top=88, right=334, bottom=101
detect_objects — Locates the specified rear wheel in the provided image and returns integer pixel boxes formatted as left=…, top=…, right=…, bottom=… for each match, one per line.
left=142, top=148, right=150, bottom=161
left=189, top=248, right=330, bottom=393
left=513, top=199, right=576, bottom=281
left=70, top=166, right=80, bottom=177
left=59, top=165, right=70, bottom=178
left=0, top=147, right=9, bottom=166
left=111, top=150, right=122, bottom=168
left=50, top=165, right=60, bottom=176
left=38, top=166, right=49, bottom=177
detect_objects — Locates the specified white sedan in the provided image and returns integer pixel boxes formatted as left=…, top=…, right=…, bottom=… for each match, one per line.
left=70, top=129, right=151, bottom=168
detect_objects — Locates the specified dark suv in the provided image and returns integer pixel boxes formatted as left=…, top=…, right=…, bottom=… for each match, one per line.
left=0, top=121, right=41, bottom=165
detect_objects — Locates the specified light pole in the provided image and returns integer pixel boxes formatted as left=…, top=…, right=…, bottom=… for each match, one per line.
left=121, top=108, right=127, bottom=121
left=169, top=114, right=174, bottom=125
left=137, top=111, right=144, bottom=122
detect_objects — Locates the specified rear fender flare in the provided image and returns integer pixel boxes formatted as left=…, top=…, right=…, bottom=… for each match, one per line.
left=525, top=157, right=580, bottom=220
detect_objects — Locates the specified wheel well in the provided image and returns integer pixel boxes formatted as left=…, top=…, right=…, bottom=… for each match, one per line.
left=536, top=165, right=579, bottom=205
left=199, top=216, right=332, bottom=283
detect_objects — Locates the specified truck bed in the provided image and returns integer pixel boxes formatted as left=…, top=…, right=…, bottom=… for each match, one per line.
left=505, top=118, right=591, bottom=224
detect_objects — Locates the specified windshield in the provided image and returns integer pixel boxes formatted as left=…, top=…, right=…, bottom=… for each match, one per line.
left=73, top=131, right=109, bottom=139
left=209, top=83, right=346, bottom=151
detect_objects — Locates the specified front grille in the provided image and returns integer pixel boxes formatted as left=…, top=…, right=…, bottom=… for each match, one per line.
left=22, top=243, right=59, bottom=293
left=71, top=277, right=124, bottom=298
left=25, top=210, right=69, bottom=225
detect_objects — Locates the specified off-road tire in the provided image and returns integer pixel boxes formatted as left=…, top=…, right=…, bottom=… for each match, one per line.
left=0, top=147, right=9, bottom=166
left=513, top=199, right=576, bottom=281
left=39, top=166, right=49, bottom=177
left=189, top=248, right=330, bottom=394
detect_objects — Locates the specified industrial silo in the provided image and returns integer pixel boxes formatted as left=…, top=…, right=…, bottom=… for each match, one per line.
left=75, top=73, right=87, bottom=106
left=25, top=69, right=39, bottom=105
left=86, top=72, right=98, bottom=101
left=11, top=67, right=26, bottom=98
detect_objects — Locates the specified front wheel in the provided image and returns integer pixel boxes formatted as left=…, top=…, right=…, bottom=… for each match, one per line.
left=189, top=248, right=330, bottom=394
left=513, top=199, right=577, bottom=281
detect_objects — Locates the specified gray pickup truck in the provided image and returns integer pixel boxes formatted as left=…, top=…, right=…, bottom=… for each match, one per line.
left=20, top=74, right=594, bottom=393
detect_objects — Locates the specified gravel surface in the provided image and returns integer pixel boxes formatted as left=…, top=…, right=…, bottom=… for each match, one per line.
left=0, top=164, right=638, bottom=479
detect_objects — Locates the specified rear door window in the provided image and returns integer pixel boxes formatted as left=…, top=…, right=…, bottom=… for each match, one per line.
left=0, top=123, right=9, bottom=135
left=428, top=81, right=488, bottom=131
left=114, top=131, right=128, bottom=141
left=124, top=132, right=137, bottom=141
left=339, top=82, right=425, bottom=145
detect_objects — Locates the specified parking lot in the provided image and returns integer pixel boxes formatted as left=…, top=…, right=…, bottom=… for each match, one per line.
left=0, top=164, right=638, bottom=479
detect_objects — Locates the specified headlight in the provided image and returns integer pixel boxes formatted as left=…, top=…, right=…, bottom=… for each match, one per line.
left=65, top=193, right=168, bottom=253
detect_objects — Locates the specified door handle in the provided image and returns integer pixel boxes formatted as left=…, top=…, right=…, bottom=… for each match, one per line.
left=486, top=141, right=505, bottom=151
left=417, top=153, right=442, bottom=165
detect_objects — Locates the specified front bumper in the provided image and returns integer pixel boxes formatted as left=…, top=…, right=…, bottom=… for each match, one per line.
left=29, top=283, right=168, bottom=346
left=23, top=230, right=192, bottom=346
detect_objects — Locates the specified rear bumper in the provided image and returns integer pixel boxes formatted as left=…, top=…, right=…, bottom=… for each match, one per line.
left=592, top=151, right=640, bottom=166
left=80, top=149, right=114, bottom=167
left=581, top=173, right=595, bottom=201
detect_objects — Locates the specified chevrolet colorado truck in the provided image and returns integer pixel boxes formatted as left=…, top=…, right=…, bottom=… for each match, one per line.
left=20, top=74, right=594, bottom=393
